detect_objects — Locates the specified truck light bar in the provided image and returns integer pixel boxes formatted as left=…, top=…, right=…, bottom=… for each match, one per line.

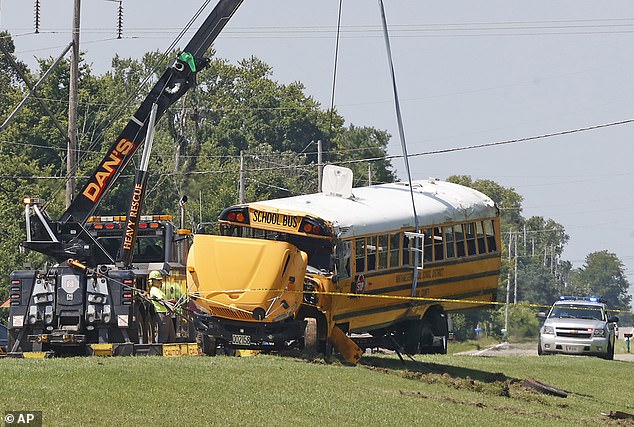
left=23, top=197, right=46, bottom=205
left=559, top=295, right=603, bottom=303
left=87, top=214, right=172, bottom=223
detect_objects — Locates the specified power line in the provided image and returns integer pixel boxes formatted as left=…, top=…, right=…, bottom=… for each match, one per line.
left=2, top=117, right=633, bottom=179
left=338, top=118, right=634, bottom=166
left=9, top=18, right=634, bottom=36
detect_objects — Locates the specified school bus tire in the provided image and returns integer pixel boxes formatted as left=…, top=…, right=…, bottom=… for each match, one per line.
left=428, top=308, right=449, bottom=355
left=418, top=307, right=449, bottom=355
left=404, top=320, right=423, bottom=355
left=301, top=318, right=319, bottom=357
left=325, top=341, right=334, bottom=364
left=199, top=333, right=217, bottom=356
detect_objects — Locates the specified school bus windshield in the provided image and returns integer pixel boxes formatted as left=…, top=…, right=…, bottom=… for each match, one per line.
left=220, top=224, right=333, bottom=272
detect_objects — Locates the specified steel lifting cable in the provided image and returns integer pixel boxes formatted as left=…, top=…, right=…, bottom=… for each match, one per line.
left=327, top=0, right=344, bottom=136
left=66, top=259, right=193, bottom=318
left=378, top=0, right=421, bottom=296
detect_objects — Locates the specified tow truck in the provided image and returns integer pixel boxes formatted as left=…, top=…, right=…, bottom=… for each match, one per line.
left=7, top=0, right=244, bottom=357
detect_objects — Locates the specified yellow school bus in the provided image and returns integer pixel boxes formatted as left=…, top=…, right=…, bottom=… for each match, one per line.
left=187, top=166, right=501, bottom=362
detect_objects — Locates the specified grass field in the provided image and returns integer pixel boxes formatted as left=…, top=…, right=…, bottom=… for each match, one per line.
left=2, top=348, right=634, bottom=427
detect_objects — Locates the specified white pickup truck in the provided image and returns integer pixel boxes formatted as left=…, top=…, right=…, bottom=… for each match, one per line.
left=537, top=297, right=619, bottom=360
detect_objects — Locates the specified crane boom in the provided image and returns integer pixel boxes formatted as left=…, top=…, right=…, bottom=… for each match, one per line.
left=61, top=0, right=243, bottom=224
left=22, top=0, right=243, bottom=263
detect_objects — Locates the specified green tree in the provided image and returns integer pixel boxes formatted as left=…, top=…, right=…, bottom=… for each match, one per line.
left=330, top=124, right=395, bottom=187
left=491, top=305, right=541, bottom=340
left=516, top=262, right=559, bottom=306
left=141, top=53, right=395, bottom=223
left=571, top=251, right=631, bottom=310
left=1, top=30, right=28, bottom=113
left=0, top=33, right=61, bottom=301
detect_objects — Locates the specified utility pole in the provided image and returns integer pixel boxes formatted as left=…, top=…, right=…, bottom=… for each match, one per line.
left=505, top=268, right=511, bottom=341
left=368, top=163, right=372, bottom=186
left=513, top=232, right=518, bottom=304
left=238, top=150, right=245, bottom=204
left=504, top=229, right=512, bottom=340
left=66, top=0, right=81, bottom=208
left=317, top=140, right=323, bottom=192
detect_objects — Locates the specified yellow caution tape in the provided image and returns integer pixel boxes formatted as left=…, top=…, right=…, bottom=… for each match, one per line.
left=189, top=288, right=631, bottom=314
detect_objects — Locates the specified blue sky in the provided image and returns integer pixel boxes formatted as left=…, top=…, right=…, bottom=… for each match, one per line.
left=2, top=0, right=633, bottom=300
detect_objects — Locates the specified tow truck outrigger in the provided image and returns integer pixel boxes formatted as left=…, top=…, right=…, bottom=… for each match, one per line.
left=7, top=0, right=244, bottom=356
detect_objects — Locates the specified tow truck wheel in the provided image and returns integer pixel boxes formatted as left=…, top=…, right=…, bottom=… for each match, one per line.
left=149, top=313, right=160, bottom=343
left=134, top=305, right=151, bottom=344
left=8, top=329, right=31, bottom=353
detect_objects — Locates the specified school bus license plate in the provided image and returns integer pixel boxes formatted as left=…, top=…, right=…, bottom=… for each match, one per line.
left=231, top=334, right=251, bottom=346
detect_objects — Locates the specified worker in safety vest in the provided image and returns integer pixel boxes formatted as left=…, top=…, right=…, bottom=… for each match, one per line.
left=148, top=270, right=176, bottom=343
left=162, top=274, right=186, bottom=337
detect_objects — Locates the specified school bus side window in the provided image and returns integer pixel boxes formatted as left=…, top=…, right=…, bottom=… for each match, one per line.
left=402, top=233, right=411, bottom=266
left=454, top=224, right=466, bottom=257
left=433, top=227, right=444, bottom=261
left=423, top=228, right=433, bottom=262
left=378, top=234, right=388, bottom=270
left=466, top=222, right=477, bottom=255
left=444, top=226, right=455, bottom=258
left=389, top=233, right=400, bottom=268
left=485, top=220, right=497, bottom=252
left=476, top=221, right=487, bottom=254
left=355, top=238, right=365, bottom=273
left=367, top=235, right=377, bottom=271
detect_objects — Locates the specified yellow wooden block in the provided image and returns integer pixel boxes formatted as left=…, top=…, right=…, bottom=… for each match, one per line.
left=90, top=344, right=113, bottom=356
left=235, top=349, right=260, bottom=357
left=184, top=343, right=200, bottom=356
left=23, top=352, right=47, bottom=359
left=162, top=344, right=182, bottom=357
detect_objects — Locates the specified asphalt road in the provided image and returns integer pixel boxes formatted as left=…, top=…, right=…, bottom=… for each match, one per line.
left=458, top=341, right=634, bottom=361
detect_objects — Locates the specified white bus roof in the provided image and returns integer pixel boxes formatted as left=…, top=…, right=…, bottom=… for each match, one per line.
left=250, top=179, right=497, bottom=239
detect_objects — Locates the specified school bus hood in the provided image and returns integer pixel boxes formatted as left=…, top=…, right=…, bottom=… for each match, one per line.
left=186, top=235, right=308, bottom=321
